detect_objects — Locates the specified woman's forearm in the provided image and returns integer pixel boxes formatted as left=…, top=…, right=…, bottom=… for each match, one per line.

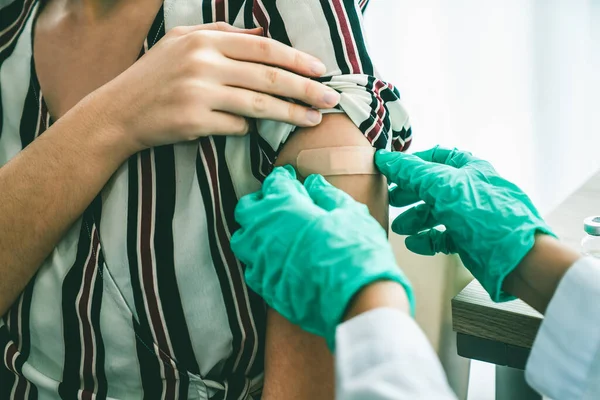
left=0, top=93, right=134, bottom=315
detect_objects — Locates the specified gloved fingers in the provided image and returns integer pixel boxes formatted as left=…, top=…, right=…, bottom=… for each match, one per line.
left=414, top=146, right=477, bottom=169
left=304, top=174, right=357, bottom=211
left=404, top=228, right=456, bottom=256
left=466, top=159, right=498, bottom=178
left=375, top=150, right=430, bottom=187
left=230, top=228, right=253, bottom=265
left=262, top=165, right=308, bottom=198
left=388, top=186, right=421, bottom=207
left=439, top=149, right=500, bottom=179
left=447, top=152, right=478, bottom=168
left=391, top=203, right=439, bottom=235
left=233, top=191, right=263, bottom=228
left=412, top=146, right=457, bottom=165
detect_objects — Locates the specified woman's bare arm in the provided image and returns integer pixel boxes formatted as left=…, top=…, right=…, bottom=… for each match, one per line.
left=0, top=96, right=130, bottom=315
left=262, top=114, right=389, bottom=400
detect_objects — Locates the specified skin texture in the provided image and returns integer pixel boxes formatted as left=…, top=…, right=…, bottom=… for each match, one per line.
left=344, top=281, right=410, bottom=321
left=262, top=114, right=390, bottom=399
left=502, top=234, right=579, bottom=314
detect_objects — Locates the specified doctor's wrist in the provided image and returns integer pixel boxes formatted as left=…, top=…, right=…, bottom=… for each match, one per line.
left=503, top=234, right=579, bottom=314
left=343, top=280, right=410, bottom=322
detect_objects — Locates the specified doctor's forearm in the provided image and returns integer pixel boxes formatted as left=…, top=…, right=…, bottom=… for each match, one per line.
left=502, top=234, right=580, bottom=314
left=344, top=281, right=410, bottom=321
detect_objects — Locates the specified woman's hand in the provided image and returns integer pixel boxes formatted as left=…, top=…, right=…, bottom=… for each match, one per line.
left=99, top=22, right=340, bottom=152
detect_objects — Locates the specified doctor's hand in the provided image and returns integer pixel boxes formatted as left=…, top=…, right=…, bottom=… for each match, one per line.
left=230, top=166, right=414, bottom=350
left=376, top=146, right=555, bottom=302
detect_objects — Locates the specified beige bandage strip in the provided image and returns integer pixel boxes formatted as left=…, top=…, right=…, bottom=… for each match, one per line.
left=296, top=146, right=378, bottom=177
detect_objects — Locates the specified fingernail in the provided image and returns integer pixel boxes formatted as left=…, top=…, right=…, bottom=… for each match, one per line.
left=306, top=109, right=322, bottom=125
left=322, top=90, right=340, bottom=107
left=310, top=61, right=327, bottom=76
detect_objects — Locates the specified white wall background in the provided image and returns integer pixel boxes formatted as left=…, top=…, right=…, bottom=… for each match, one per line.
left=365, top=0, right=600, bottom=216
left=364, top=1, right=600, bottom=398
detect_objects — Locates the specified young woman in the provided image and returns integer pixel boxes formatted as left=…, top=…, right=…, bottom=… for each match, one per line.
left=0, top=0, right=411, bottom=398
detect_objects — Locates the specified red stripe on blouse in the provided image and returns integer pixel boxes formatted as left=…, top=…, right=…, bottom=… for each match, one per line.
left=331, top=0, right=361, bottom=74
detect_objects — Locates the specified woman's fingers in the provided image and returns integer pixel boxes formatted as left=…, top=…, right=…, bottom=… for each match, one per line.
left=171, top=22, right=263, bottom=36
left=206, top=111, right=250, bottom=135
left=214, top=87, right=323, bottom=127
left=222, top=61, right=340, bottom=110
left=204, top=31, right=328, bottom=77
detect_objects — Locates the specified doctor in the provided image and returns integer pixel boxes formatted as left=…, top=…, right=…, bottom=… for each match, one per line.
left=230, top=146, right=600, bottom=400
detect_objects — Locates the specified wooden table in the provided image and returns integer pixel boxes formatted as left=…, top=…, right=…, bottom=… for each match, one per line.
left=451, top=170, right=600, bottom=399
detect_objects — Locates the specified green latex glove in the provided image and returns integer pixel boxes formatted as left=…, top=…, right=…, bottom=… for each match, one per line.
left=230, top=165, right=414, bottom=349
left=375, top=146, right=555, bottom=302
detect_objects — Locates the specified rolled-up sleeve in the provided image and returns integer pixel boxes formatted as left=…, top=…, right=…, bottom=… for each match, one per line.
left=253, top=0, right=411, bottom=156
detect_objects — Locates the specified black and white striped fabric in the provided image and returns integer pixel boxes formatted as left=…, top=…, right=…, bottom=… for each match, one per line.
left=0, top=0, right=412, bottom=398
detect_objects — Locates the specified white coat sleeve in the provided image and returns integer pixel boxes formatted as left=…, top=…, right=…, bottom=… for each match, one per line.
left=335, top=308, right=457, bottom=400
left=526, top=257, right=600, bottom=400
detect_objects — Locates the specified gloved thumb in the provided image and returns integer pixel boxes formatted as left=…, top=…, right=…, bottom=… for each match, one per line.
left=405, top=229, right=456, bottom=256
left=375, top=150, right=427, bottom=187
left=392, top=203, right=438, bottom=235
left=304, top=174, right=356, bottom=211
left=413, top=146, right=478, bottom=169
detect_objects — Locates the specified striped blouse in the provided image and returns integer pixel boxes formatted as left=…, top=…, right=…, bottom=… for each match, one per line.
left=0, top=0, right=411, bottom=398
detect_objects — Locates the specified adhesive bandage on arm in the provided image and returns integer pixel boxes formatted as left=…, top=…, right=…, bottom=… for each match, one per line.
left=296, top=146, right=378, bottom=177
